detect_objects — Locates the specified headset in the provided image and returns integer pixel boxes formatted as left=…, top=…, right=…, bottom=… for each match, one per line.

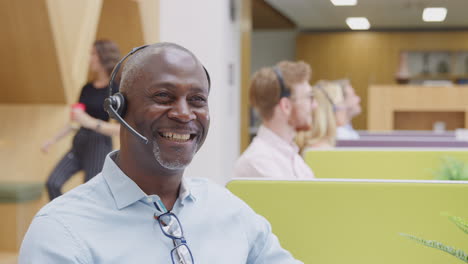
left=316, top=83, right=338, bottom=112
left=103, top=44, right=211, bottom=145
left=273, top=66, right=291, bottom=100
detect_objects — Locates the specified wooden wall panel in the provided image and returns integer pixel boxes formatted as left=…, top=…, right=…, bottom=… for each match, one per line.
left=296, top=31, right=468, bottom=129
left=47, top=0, right=103, bottom=102
left=0, top=105, right=72, bottom=183
left=0, top=0, right=64, bottom=104
left=368, top=85, right=468, bottom=130
left=0, top=200, right=42, bottom=251
left=394, top=111, right=465, bottom=131
left=0, top=104, right=98, bottom=216
left=0, top=3, right=156, bottom=248
left=0, top=0, right=155, bottom=185
left=96, top=0, right=146, bottom=55
left=138, top=0, right=160, bottom=44
left=0, top=252, right=17, bottom=264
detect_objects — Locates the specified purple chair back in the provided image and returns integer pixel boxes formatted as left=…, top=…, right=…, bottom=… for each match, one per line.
left=357, top=130, right=455, bottom=138
left=337, top=138, right=468, bottom=148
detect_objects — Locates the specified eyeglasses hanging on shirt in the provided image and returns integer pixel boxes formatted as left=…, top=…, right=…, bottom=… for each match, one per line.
left=154, top=202, right=194, bottom=264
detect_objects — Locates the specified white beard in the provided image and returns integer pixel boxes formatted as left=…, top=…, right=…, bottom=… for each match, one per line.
left=151, top=140, right=196, bottom=170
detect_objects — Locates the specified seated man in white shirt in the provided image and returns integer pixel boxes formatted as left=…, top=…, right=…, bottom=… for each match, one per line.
left=19, top=43, right=303, bottom=264
left=234, top=61, right=316, bottom=179
left=335, top=79, right=362, bottom=140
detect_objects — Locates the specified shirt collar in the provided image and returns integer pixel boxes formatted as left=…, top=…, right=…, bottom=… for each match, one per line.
left=102, top=151, right=196, bottom=210
left=256, top=125, right=300, bottom=154
left=179, top=177, right=196, bottom=205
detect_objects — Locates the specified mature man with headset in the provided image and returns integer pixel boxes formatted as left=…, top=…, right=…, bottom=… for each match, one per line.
left=233, top=61, right=316, bottom=179
left=19, top=43, right=302, bottom=263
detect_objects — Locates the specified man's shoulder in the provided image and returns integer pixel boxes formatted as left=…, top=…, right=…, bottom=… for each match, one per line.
left=37, top=174, right=111, bottom=219
left=236, top=139, right=278, bottom=164
left=186, top=177, right=246, bottom=208
left=186, top=177, right=230, bottom=197
left=234, top=141, right=283, bottom=178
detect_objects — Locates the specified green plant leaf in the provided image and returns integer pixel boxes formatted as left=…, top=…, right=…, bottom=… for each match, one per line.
left=433, top=156, right=468, bottom=181
left=400, top=233, right=468, bottom=263
left=448, top=215, right=468, bottom=235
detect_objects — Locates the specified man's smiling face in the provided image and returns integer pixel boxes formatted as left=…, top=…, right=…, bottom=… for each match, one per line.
left=125, top=48, right=210, bottom=171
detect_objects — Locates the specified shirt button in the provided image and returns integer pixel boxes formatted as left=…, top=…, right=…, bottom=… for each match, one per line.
left=147, top=197, right=152, bottom=202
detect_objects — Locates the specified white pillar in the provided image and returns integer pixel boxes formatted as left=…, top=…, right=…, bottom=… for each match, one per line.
left=160, top=0, right=241, bottom=185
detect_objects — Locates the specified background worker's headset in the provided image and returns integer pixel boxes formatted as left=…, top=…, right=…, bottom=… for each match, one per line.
left=316, top=82, right=338, bottom=112
left=103, top=44, right=211, bottom=145
left=272, top=66, right=291, bottom=100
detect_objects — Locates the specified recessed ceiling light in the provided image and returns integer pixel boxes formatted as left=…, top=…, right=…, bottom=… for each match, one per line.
left=330, top=0, right=357, bottom=6
left=346, top=17, right=370, bottom=30
left=422, top=7, right=447, bottom=22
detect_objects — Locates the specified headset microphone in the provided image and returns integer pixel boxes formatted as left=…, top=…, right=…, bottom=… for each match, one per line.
left=103, top=45, right=149, bottom=144
left=104, top=94, right=149, bottom=144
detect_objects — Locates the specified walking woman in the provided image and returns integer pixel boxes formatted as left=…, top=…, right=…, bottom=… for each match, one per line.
left=41, top=40, right=121, bottom=200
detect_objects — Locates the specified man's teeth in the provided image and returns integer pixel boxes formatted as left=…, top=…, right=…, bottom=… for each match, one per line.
left=161, top=132, right=191, bottom=141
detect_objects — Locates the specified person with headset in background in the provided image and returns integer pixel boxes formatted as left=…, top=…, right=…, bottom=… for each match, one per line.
left=233, top=61, right=317, bottom=179
left=296, top=80, right=346, bottom=151
left=41, top=40, right=121, bottom=200
left=20, top=43, right=303, bottom=263
left=335, top=79, right=361, bottom=140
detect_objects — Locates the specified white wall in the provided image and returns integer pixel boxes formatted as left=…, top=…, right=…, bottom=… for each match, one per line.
left=251, top=30, right=297, bottom=74
left=159, top=0, right=241, bottom=185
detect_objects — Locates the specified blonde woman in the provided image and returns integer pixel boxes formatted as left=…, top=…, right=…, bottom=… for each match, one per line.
left=296, top=80, right=346, bottom=151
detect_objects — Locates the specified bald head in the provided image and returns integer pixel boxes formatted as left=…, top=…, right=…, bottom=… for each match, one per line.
left=119, top=43, right=209, bottom=95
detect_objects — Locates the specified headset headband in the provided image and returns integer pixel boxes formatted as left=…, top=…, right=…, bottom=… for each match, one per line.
left=109, top=44, right=211, bottom=97
left=316, top=83, right=337, bottom=112
left=273, top=66, right=291, bottom=99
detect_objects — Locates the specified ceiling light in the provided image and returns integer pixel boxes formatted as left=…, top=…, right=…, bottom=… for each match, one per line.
left=422, top=7, right=447, bottom=22
left=346, top=17, right=370, bottom=30
left=330, top=0, right=357, bottom=6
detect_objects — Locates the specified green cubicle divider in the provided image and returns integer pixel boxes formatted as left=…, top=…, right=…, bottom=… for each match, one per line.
left=304, top=149, right=468, bottom=180
left=0, top=182, right=43, bottom=203
left=227, top=179, right=468, bottom=264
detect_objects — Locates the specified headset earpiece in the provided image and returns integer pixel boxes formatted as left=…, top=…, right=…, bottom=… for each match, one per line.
left=104, top=92, right=127, bottom=118
left=113, top=93, right=126, bottom=116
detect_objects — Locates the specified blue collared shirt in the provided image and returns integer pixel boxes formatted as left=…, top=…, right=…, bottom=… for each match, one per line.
left=19, top=151, right=302, bottom=264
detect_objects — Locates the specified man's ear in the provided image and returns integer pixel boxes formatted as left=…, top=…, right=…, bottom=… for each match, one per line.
left=278, top=97, right=292, bottom=116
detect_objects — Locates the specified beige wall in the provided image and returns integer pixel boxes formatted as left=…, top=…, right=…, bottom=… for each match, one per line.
left=0, top=0, right=159, bottom=187
left=0, top=0, right=159, bottom=253
left=296, top=31, right=468, bottom=129
left=96, top=0, right=144, bottom=54
left=0, top=0, right=65, bottom=104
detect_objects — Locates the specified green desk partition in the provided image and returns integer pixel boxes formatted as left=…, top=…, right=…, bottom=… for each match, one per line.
left=227, top=179, right=468, bottom=264
left=304, top=149, right=468, bottom=180
left=0, top=182, right=44, bottom=203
